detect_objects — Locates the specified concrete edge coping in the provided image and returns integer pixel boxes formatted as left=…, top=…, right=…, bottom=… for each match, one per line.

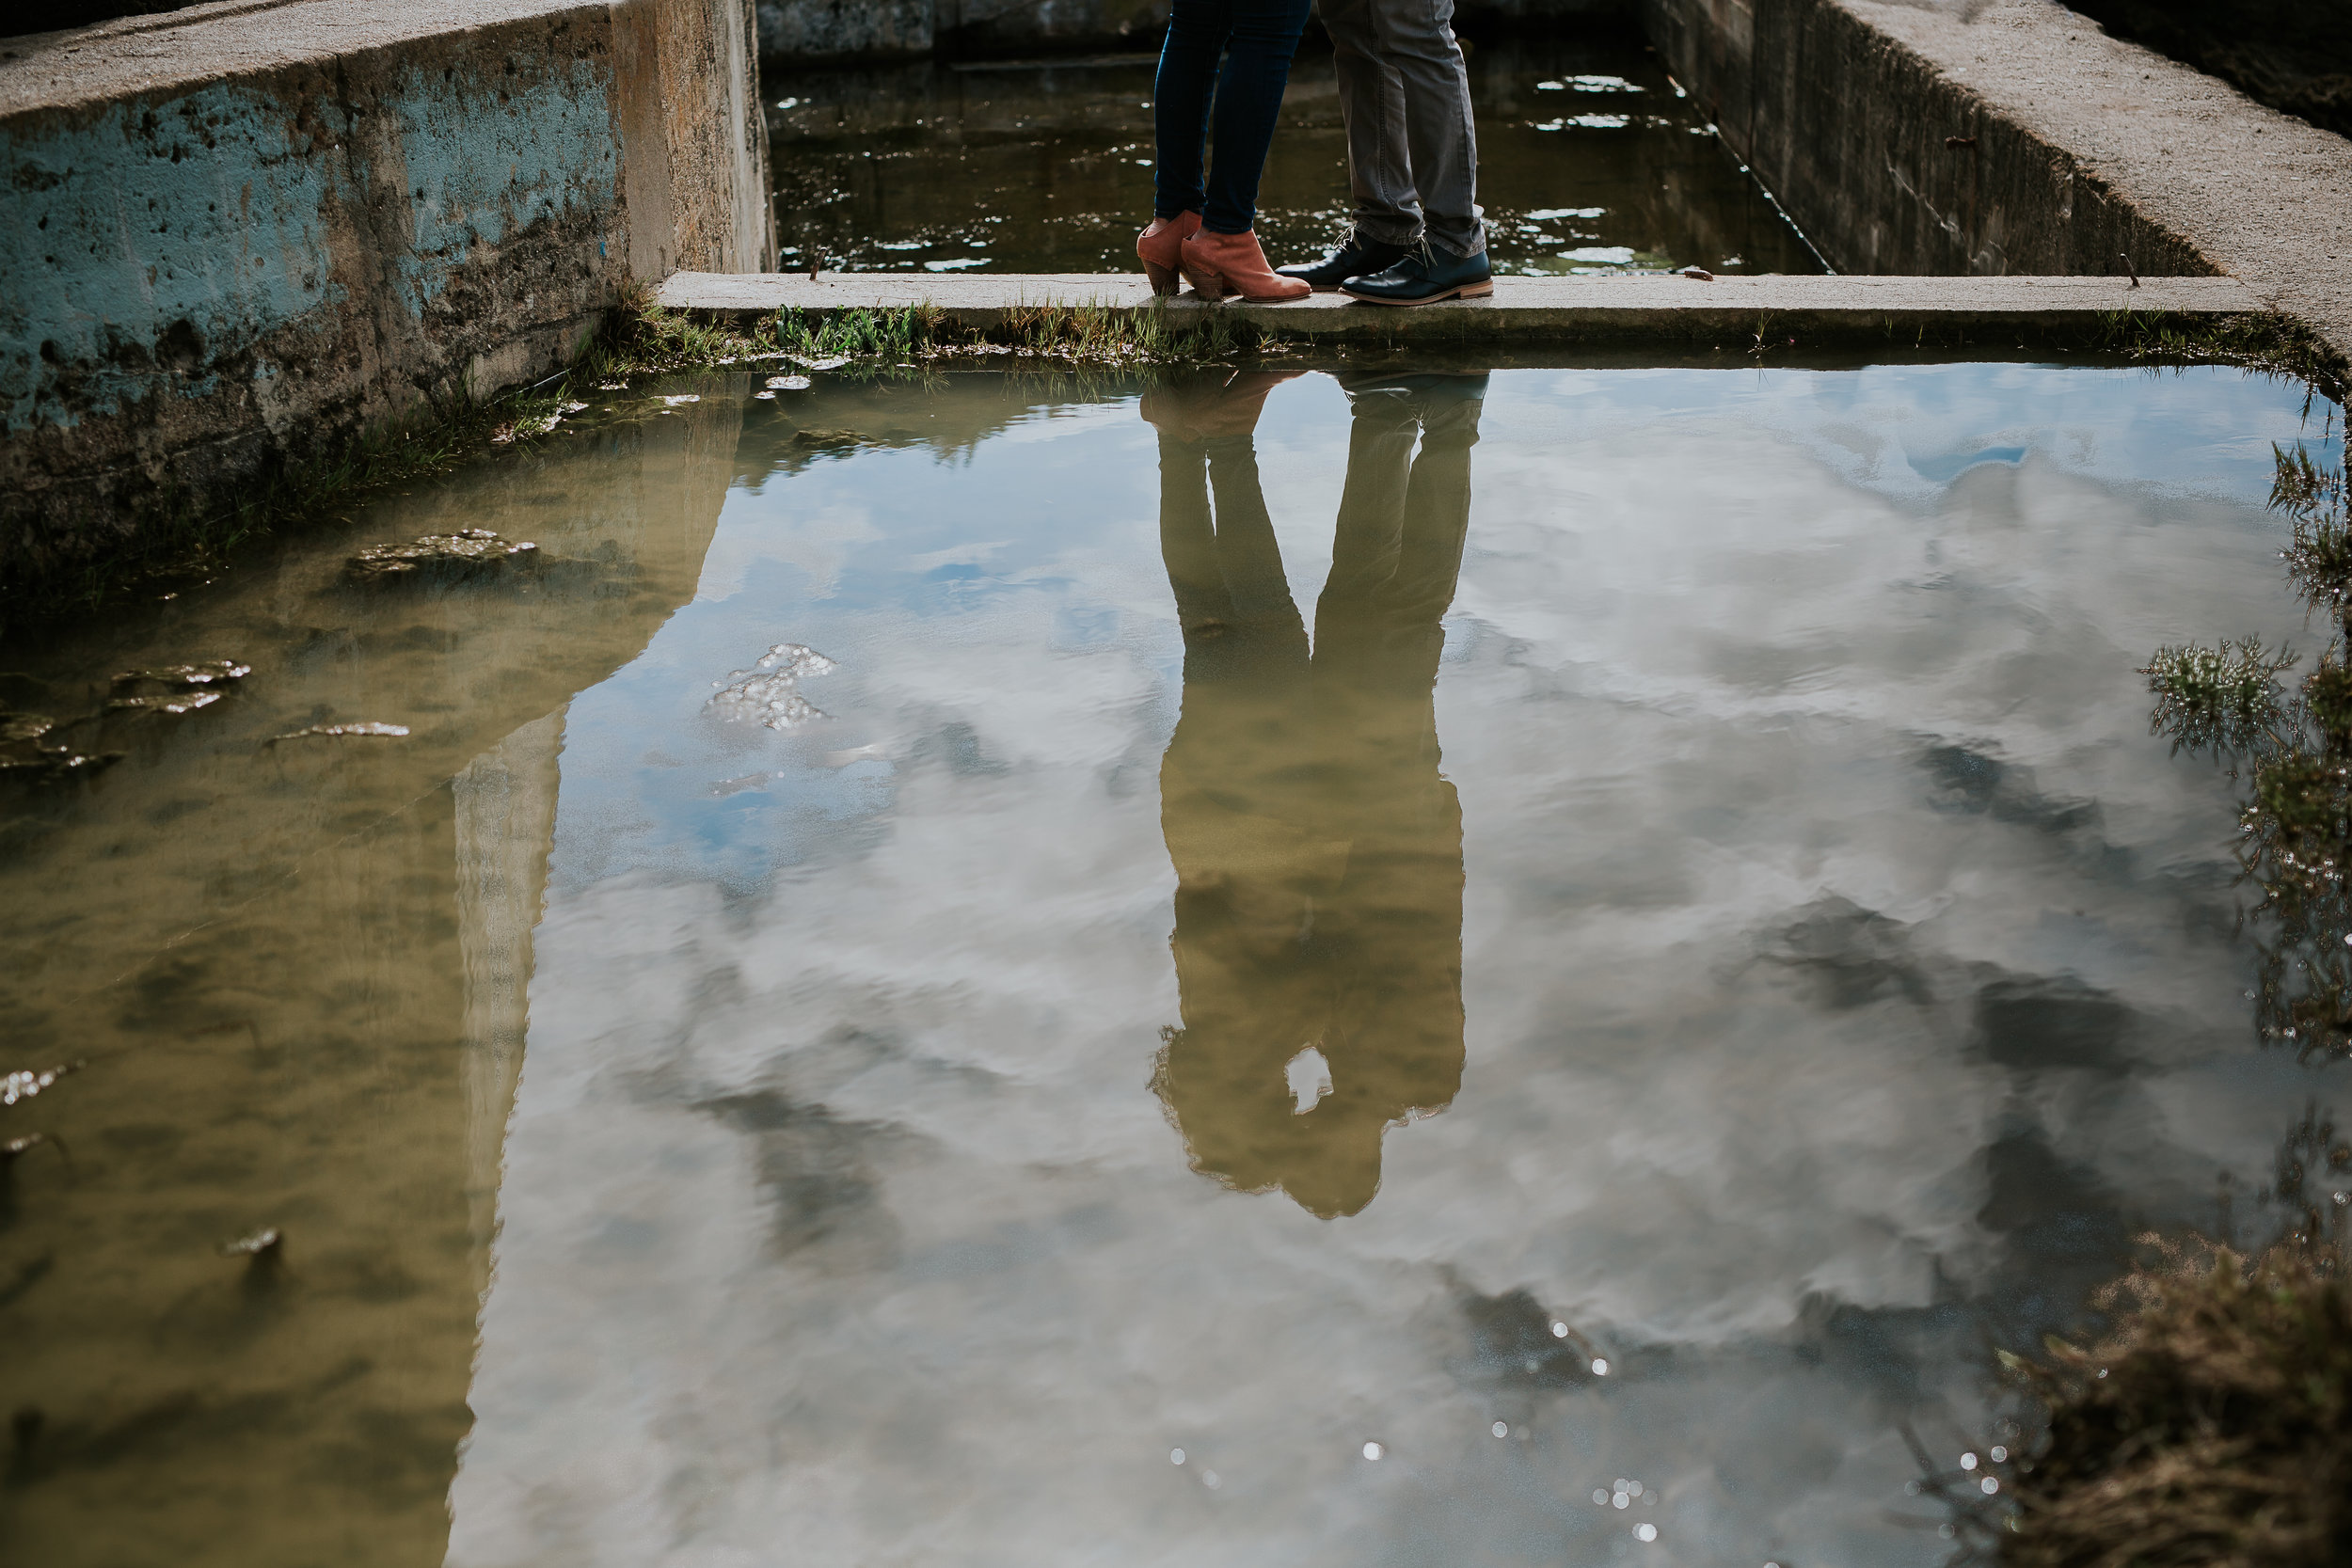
left=657, top=271, right=2261, bottom=339
left=0, top=0, right=613, bottom=116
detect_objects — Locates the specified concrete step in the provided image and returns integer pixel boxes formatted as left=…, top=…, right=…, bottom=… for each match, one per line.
left=657, top=270, right=2260, bottom=343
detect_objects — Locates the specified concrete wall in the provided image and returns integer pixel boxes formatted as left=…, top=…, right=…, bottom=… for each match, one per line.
left=0, top=0, right=774, bottom=590
left=1640, top=0, right=2212, bottom=277
left=755, top=0, right=1634, bottom=65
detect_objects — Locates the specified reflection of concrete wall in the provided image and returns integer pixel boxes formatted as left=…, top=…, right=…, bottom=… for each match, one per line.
left=457, top=710, right=566, bottom=1294
left=0, top=0, right=773, bottom=587
left=0, top=392, right=740, bottom=1568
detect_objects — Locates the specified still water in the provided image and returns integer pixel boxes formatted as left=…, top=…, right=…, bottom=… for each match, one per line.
left=2, top=358, right=2344, bottom=1567
left=770, top=36, right=1823, bottom=277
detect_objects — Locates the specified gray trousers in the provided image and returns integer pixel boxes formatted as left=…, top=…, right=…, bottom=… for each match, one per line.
left=1320, top=0, right=1486, bottom=257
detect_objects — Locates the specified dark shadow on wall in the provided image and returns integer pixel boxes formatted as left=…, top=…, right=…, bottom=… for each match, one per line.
left=1, top=2, right=206, bottom=40
left=2060, top=0, right=2352, bottom=139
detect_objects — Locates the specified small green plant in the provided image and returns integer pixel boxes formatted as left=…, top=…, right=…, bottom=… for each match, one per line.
left=2143, top=637, right=2300, bottom=760
left=2144, top=440, right=2352, bottom=1061
left=2095, top=310, right=2349, bottom=407
left=766, top=299, right=1289, bottom=371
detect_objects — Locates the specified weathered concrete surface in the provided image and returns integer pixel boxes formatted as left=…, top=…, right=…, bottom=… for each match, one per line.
left=1643, top=0, right=2352, bottom=362
left=755, top=0, right=1632, bottom=65
left=0, top=0, right=774, bottom=589
left=0, top=388, right=740, bottom=1565
left=661, top=267, right=2255, bottom=342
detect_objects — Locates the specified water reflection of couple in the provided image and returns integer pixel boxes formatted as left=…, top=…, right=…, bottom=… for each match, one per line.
left=1148, top=371, right=1483, bottom=1218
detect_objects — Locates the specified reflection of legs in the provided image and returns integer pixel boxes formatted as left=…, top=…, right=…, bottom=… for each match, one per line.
left=1205, top=436, right=1306, bottom=642
left=1386, top=389, right=1481, bottom=628
left=1307, top=376, right=1481, bottom=1151
left=1154, top=425, right=1344, bottom=1214
left=1316, top=375, right=1485, bottom=656
left=1157, top=434, right=1227, bottom=630
left=1317, top=388, right=1422, bottom=633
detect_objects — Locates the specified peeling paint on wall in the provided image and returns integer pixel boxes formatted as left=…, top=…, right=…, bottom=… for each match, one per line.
left=0, top=0, right=773, bottom=589
left=392, top=57, right=620, bottom=316
left=1, top=82, right=348, bottom=433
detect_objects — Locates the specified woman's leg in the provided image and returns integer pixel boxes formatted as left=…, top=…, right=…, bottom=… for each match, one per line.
left=1153, top=0, right=1232, bottom=219
left=1200, top=0, right=1315, bottom=234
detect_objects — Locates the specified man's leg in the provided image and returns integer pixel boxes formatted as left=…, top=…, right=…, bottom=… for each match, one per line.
left=1319, top=0, right=1420, bottom=248
left=1372, top=0, right=1482, bottom=257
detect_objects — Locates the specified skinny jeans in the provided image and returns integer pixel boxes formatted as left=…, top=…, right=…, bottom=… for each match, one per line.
left=1152, top=0, right=1314, bottom=235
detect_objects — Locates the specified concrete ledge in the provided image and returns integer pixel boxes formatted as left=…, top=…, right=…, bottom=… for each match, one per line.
left=0, top=0, right=774, bottom=589
left=1645, top=0, right=2352, bottom=363
left=659, top=269, right=2259, bottom=341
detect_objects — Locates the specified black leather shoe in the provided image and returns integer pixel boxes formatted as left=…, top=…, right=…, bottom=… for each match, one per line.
left=1339, top=243, right=1495, bottom=307
left=1276, top=233, right=1411, bottom=291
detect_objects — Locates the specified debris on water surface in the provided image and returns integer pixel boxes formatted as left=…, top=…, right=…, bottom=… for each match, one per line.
left=708, top=643, right=837, bottom=730
left=663, top=394, right=702, bottom=406
left=0, top=710, right=119, bottom=780
left=111, top=660, right=250, bottom=690
left=0, top=711, right=54, bottom=747
left=346, top=528, right=538, bottom=583
left=788, top=355, right=850, bottom=372
left=222, top=1227, right=283, bottom=1259
left=267, top=721, right=411, bottom=742
left=105, top=689, right=224, bottom=716
left=3, top=1062, right=81, bottom=1107
left=98, top=659, right=251, bottom=716
left=791, top=428, right=873, bottom=452
left=766, top=375, right=812, bottom=391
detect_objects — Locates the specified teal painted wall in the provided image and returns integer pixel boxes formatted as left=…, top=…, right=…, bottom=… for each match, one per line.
left=1, top=82, right=346, bottom=433
left=391, top=57, right=621, bottom=315
left=0, top=58, right=625, bottom=436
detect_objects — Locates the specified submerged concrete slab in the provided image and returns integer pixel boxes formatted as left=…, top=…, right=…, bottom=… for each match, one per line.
left=1645, top=0, right=2352, bottom=364
left=0, top=0, right=774, bottom=589
left=659, top=269, right=2258, bottom=342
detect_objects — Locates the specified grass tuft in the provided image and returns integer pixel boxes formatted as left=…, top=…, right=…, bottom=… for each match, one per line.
left=2142, top=637, right=2297, bottom=760
left=2004, top=1234, right=2352, bottom=1568
left=2094, top=309, right=2350, bottom=406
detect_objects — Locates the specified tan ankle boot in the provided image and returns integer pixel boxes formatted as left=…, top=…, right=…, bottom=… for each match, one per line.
left=1137, top=212, right=1203, bottom=294
left=1178, top=230, right=1312, bottom=303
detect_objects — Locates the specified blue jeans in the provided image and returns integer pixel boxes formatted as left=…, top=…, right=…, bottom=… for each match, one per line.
left=1152, top=0, right=1314, bottom=235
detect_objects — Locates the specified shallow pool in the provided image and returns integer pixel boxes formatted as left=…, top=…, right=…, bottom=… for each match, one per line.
left=769, top=35, right=1824, bottom=278
left=2, top=357, right=2344, bottom=1567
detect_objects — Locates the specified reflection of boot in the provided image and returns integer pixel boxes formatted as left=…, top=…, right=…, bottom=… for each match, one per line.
left=1139, top=369, right=1307, bottom=443
left=1137, top=211, right=1202, bottom=295
left=1179, top=230, right=1312, bottom=303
